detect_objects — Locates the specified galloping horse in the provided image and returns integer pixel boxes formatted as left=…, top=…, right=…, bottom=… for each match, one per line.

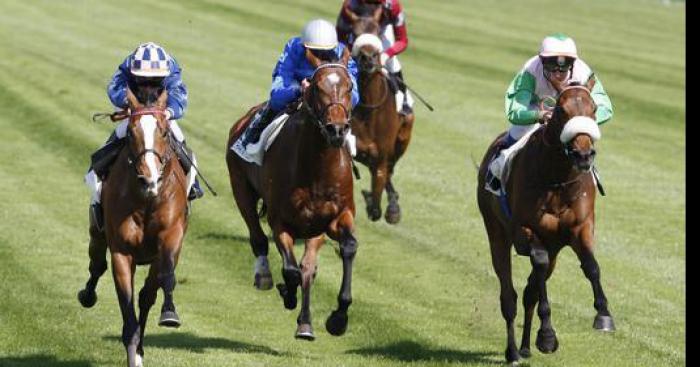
left=477, top=78, right=615, bottom=363
left=78, top=89, right=189, bottom=367
left=226, top=48, right=358, bottom=340
left=350, top=16, right=414, bottom=223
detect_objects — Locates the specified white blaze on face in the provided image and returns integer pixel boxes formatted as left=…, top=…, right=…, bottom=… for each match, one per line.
left=327, top=72, right=340, bottom=85
left=140, top=115, right=160, bottom=194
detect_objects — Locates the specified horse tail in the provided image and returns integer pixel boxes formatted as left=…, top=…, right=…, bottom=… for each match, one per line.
left=258, top=201, right=267, bottom=219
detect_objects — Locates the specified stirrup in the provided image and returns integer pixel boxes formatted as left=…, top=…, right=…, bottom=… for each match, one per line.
left=484, top=171, right=502, bottom=196
left=188, top=180, right=204, bottom=201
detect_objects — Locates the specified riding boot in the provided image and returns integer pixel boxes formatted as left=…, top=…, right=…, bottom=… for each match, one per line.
left=393, top=71, right=413, bottom=116
left=171, top=139, right=204, bottom=200
left=90, top=202, right=104, bottom=231
left=242, top=105, right=277, bottom=148
left=90, top=132, right=125, bottom=179
left=485, top=134, right=517, bottom=195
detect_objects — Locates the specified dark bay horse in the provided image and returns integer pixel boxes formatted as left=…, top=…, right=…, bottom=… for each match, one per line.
left=350, top=17, right=414, bottom=223
left=226, top=48, right=358, bottom=340
left=78, top=89, right=189, bottom=367
left=477, top=78, right=615, bottom=364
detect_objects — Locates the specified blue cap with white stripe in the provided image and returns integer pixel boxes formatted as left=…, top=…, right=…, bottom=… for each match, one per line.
left=130, top=42, right=171, bottom=77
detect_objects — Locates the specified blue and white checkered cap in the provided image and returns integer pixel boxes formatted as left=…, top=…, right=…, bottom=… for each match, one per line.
left=130, top=42, right=171, bottom=77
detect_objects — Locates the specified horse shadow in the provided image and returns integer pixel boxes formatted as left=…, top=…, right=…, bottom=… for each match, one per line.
left=347, top=340, right=501, bottom=365
left=196, top=232, right=250, bottom=244
left=103, top=332, right=285, bottom=356
left=0, top=354, right=94, bottom=367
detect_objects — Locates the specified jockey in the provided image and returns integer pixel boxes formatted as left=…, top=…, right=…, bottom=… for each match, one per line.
left=241, top=19, right=360, bottom=151
left=486, top=33, right=614, bottom=193
left=336, top=0, right=413, bottom=115
left=85, top=42, right=203, bottom=229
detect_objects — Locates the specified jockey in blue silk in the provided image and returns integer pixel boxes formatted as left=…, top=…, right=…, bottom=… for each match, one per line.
left=241, top=19, right=360, bottom=150
left=85, top=42, right=203, bottom=229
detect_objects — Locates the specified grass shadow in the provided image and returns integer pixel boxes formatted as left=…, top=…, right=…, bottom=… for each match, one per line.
left=0, top=354, right=94, bottom=367
left=103, top=332, right=286, bottom=356
left=347, top=340, right=501, bottom=365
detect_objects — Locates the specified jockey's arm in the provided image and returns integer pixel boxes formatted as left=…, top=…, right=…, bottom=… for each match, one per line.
left=163, top=59, right=188, bottom=120
left=384, top=3, right=408, bottom=57
left=107, top=57, right=131, bottom=109
left=590, top=74, right=613, bottom=125
left=270, top=39, right=302, bottom=112
left=347, top=53, right=360, bottom=108
left=505, top=71, right=540, bottom=125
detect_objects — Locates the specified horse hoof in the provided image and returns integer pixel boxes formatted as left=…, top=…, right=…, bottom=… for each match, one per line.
left=159, top=310, right=181, bottom=328
left=384, top=204, right=401, bottom=224
left=536, top=328, right=559, bottom=353
left=254, top=272, right=273, bottom=290
left=276, top=283, right=297, bottom=310
left=78, top=289, right=97, bottom=308
left=325, top=310, right=348, bottom=336
left=505, top=346, right=521, bottom=363
left=593, top=314, right=616, bottom=332
left=518, top=347, right=531, bottom=358
left=295, top=323, right=315, bottom=341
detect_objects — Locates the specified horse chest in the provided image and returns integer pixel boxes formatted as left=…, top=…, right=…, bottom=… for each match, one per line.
left=290, top=187, right=345, bottom=225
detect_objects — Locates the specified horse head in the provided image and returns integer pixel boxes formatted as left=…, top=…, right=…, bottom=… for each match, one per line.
left=303, top=48, right=354, bottom=148
left=352, top=33, right=383, bottom=75
left=125, top=87, right=173, bottom=198
left=545, top=76, right=600, bottom=171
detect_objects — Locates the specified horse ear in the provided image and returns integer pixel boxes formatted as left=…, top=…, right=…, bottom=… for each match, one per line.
left=585, top=73, right=597, bottom=91
left=305, top=48, right=324, bottom=69
left=156, top=89, right=168, bottom=109
left=372, top=5, right=383, bottom=24
left=340, top=46, right=351, bottom=66
left=126, top=87, right=141, bottom=109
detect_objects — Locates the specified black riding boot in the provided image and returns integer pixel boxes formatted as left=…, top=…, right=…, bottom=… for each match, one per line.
left=242, top=105, right=277, bottom=148
left=171, top=139, right=204, bottom=200
left=393, top=71, right=413, bottom=115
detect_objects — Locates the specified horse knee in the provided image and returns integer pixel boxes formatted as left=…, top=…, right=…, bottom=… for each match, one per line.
left=530, top=248, right=549, bottom=272
left=340, top=238, right=358, bottom=259
left=138, top=287, right=156, bottom=310
left=158, top=272, right=176, bottom=293
left=89, top=260, right=108, bottom=278
left=500, top=290, right=517, bottom=322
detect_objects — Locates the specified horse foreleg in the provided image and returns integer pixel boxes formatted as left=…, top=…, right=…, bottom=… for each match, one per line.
left=364, top=163, right=388, bottom=222
left=295, top=235, right=324, bottom=341
left=394, top=113, right=414, bottom=161
left=112, top=251, right=141, bottom=367
left=520, top=247, right=560, bottom=358
left=572, top=222, right=615, bottom=331
left=384, top=175, right=401, bottom=224
left=529, top=243, right=559, bottom=354
left=136, top=263, right=160, bottom=362
left=326, top=210, right=357, bottom=336
left=273, top=228, right=300, bottom=310
left=78, top=224, right=108, bottom=308
left=157, top=225, right=184, bottom=328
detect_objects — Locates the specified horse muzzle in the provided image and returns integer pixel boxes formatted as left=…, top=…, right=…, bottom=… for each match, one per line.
left=137, top=175, right=161, bottom=198
left=567, top=148, right=597, bottom=171
left=324, top=122, right=351, bottom=148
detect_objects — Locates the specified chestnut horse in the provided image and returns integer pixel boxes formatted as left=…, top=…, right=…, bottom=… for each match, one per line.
left=350, top=16, right=414, bottom=223
left=226, top=49, right=358, bottom=340
left=78, top=89, right=189, bottom=367
left=477, top=78, right=615, bottom=364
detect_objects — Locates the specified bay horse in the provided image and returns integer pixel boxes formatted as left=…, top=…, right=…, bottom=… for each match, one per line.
left=477, top=78, right=615, bottom=364
left=78, top=88, right=189, bottom=367
left=350, top=16, right=414, bottom=223
left=226, top=48, right=358, bottom=340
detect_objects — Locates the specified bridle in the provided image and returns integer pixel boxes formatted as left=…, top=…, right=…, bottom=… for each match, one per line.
left=304, top=63, right=353, bottom=137
left=125, top=108, right=173, bottom=175
left=355, top=49, right=389, bottom=109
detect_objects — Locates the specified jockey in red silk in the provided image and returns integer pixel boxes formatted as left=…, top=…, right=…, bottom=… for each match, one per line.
left=337, top=0, right=413, bottom=115
left=85, top=42, right=203, bottom=229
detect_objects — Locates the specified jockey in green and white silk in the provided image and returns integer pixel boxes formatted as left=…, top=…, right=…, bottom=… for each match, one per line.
left=503, top=33, right=613, bottom=146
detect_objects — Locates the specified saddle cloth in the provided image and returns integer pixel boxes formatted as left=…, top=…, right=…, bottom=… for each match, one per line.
left=487, top=126, right=542, bottom=195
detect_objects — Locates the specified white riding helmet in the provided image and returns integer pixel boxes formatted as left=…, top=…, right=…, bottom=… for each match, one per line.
left=539, top=33, right=578, bottom=58
left=130, top=42, right=171, bottom=77
left=301, top=19, right=338, bottom=50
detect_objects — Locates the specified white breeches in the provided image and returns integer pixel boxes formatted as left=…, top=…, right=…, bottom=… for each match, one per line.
left=380, top=26, right=401, bottom=73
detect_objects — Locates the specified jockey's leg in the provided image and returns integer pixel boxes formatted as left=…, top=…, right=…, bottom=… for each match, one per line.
left=85, top=121, right=128, bottom=229
left=168, top=120, right=204, bottom=200
left=380, top=26, right=412, bottom=115
left=484, top=124, right=536, bottom=195
left=241, top=103, right=277, bottom=150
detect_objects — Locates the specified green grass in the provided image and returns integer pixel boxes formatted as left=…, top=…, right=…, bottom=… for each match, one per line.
left=0, top=0, right=684, bottom=366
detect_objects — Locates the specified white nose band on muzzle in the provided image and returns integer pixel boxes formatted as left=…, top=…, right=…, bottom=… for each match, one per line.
left=560, top=116, right=600, bottom=143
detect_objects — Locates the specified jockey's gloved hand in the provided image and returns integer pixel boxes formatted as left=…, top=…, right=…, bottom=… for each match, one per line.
left=164, top=109, right=172, bottom=120
left=538, top=109, right=553, bottom=124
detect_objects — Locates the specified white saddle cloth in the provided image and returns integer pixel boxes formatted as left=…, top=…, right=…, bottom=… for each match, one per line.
left=487, top=126, right=542, bottom=195
left=230, top=114, right=357, bottom=166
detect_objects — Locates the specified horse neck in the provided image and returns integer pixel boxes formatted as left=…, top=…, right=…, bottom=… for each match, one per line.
left=360, top=70, right=391, bottom=107
left=532, top=128, right=581, bottom=186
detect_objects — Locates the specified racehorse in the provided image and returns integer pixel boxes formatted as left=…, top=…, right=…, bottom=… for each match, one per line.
left=350, top=16, right=414, bottom=223
left=477, top=78, right=615, bottom=363
left=78, top=89, right=189, bottom=367
left=226, top=48, right=358, bottom=340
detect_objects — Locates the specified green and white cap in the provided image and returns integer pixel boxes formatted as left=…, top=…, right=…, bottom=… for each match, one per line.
left=539, top=33, right=578, bottom=58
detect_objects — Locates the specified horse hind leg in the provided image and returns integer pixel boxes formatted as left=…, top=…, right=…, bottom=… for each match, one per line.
left=384, top=174, right=401, bottom=224
left=111, top=252, right=141, bottom=367
left=326, top=213, right=358, bottom=337
left=273, top=229, right=301, bottom=310
left=362, top=162, right=389, bottom=221
left=295, top=235, right=324, bottom=341
left=78, top=213, right=108, bottom=308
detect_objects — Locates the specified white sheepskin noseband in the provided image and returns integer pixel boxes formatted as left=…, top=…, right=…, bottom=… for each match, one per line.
left=352, top=34, right=383, bottom=57
left=560, top=116, right=601, bottom=143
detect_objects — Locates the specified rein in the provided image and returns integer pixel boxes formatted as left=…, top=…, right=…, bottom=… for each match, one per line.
left=357, top=63, right=389, bottom=109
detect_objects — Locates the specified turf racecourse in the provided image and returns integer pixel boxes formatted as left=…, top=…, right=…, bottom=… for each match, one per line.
left=0, top=0, right=684, bottom=366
